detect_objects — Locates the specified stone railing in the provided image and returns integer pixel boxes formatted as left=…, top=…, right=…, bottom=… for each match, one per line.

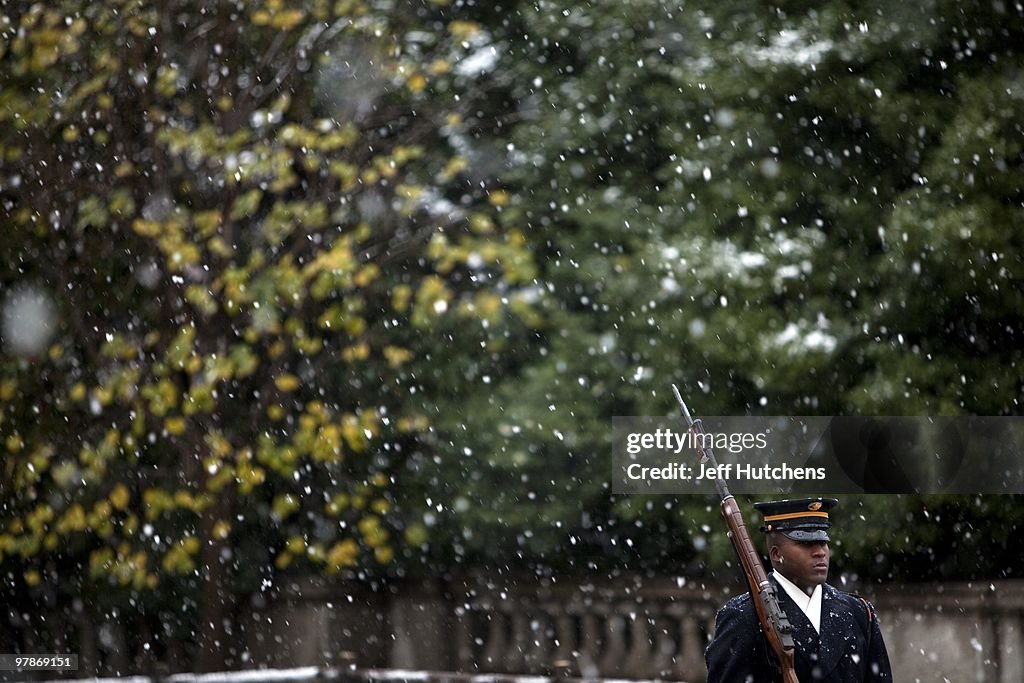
left=448, top=576, right=718, bottom=680
left=248, top=575, right=1024, bottom=683
left=871, top=580, right=1024, bottom=683
left=10, top=575, right=1024, bottom=681
left=246, top=574, right=728, bottom=681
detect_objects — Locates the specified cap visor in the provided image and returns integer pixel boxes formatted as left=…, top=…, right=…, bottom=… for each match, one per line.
left=780, top=529, right=830, bottom=542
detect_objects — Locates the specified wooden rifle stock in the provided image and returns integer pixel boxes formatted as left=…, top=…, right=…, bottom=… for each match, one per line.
left=671, top=385, right=799, bottom=683
left=722, top=495, right=799, bottom=683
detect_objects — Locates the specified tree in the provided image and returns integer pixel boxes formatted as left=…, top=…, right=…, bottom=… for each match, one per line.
left=424, top=0, right=1024, bottom=580
left=0, top=0, right=536, bottom=671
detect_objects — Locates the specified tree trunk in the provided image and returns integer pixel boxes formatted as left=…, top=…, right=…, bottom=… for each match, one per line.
left=195, top=484, right=236, bottom=673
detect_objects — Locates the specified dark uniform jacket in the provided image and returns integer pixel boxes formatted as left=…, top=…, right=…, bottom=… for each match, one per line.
left=705, top=577, right=893, bottom=682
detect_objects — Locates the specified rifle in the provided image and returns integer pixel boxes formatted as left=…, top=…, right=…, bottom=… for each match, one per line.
left=671, top=385, right=799, bottom=683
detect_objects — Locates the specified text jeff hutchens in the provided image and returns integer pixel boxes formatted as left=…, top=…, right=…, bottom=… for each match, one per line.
left=625, top=462, right=827, bottom=481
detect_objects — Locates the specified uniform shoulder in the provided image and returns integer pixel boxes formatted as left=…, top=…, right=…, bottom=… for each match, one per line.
left=825, top=584, right=877, bottom=621
left=710, top=591, right=761, bottom=644
left=826, top=584, right=875, bottom=606
left=716, top=591, right=759, bottom=624
left=721, top=591, right=754, bottom=610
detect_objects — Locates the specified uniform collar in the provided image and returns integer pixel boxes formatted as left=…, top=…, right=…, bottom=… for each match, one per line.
left=771, top=577, right=856, bottom=679
left=772, top=570, right=823, bottom=632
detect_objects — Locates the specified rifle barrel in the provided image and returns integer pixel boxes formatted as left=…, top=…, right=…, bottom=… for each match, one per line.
left=671, top=386, right=799, bottom=681
left=670, top=383, right=729, bottom=498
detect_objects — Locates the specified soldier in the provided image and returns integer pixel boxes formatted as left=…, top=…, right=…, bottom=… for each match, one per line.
left=705, top=498, right=893, bottom=682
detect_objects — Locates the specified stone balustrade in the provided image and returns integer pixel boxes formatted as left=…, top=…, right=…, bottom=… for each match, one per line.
left=449, top=576, right=717, bottom=680
left=248, top=575, right=1024, bottom=683
left=7, top=574, right=1023, bottom=681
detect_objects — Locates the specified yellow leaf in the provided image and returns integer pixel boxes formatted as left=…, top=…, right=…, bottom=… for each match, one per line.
left=272, top=494, right=300, bottom=519
left=165, top=416, right=187, bottom=436
left=449, top=21, right=481, bottom=41
left=0, top=379, right=16, bottom=401
left=326, top=538, right=359, bottom=573
left=474, top=292, right=503, bottom=321
left=91, top=500, right=112, bottom=524
left=341, top=342, right=370, bottom=363
left=230, top=189, right=263, bottom=220
left=173, top=490, right=195, bottom=509
left=441, top=156, right=467, bottom=181
left=405, top=523, right=429, bottom=546
left=407, top=73, right=427, bottom=93
left=325, top=493, right=349, bottom=515
left=286, top=535, right=305, bottom=554
left=275, top=373, right=301, bottom=392
left=341, top=415, right=367, bottom=452
left=110, top=483, right=130, bottom=510
left=392, top=285, right=412, bottom=313
left=488, top=189, right=510, bottom=207
left=59, top=504, right=87, bottom=533
left=161, top=546, right=195, bottom=574
left=213, top=520, right=231, bottom=540
left=353, top=264, right=380, bottom=287
left=383, top=345, right=413, bottom=368
left=470, top=213, right=495, bottom=234
left=271, top=9, right=305, bottom=30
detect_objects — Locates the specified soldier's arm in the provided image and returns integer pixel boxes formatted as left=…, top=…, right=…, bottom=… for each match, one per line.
left=705, top=602, right=770, bottom=683
left=865, top=604, right=894, bottom=682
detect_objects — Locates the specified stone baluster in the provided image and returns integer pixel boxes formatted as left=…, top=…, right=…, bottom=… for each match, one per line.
left=650, top=612, right=681, bottom=678
left=551, top=609, right=577, bottom=672
left=480, top=609, right=506, bottom=671
left=623, top=608, right=654, bottom=677
left=452, top=604, right=476, bottom=672
left=524, top=611, right=551, bottom=672
left=681, top=610, right=708, bottom=682
left=576, top=610, right=602, bottom=678
left=505, top=610, right=531, bottom=672
left=597, top=606, right=628, bottom=677
left=998, top=614, right=1024, bottom=683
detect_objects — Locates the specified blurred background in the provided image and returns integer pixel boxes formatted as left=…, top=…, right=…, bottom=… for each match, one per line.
left=2, top=0, right=1023, bottom=681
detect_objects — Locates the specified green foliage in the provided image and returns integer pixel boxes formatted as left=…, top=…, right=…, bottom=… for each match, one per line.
left=422, top=0, right=1024, bottom=581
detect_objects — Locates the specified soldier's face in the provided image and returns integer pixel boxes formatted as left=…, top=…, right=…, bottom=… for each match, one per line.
left=772, top=535, right=830, bottom=592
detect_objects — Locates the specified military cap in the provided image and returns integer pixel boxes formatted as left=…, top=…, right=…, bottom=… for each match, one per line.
left=754, top=497, right=838, bottom=542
